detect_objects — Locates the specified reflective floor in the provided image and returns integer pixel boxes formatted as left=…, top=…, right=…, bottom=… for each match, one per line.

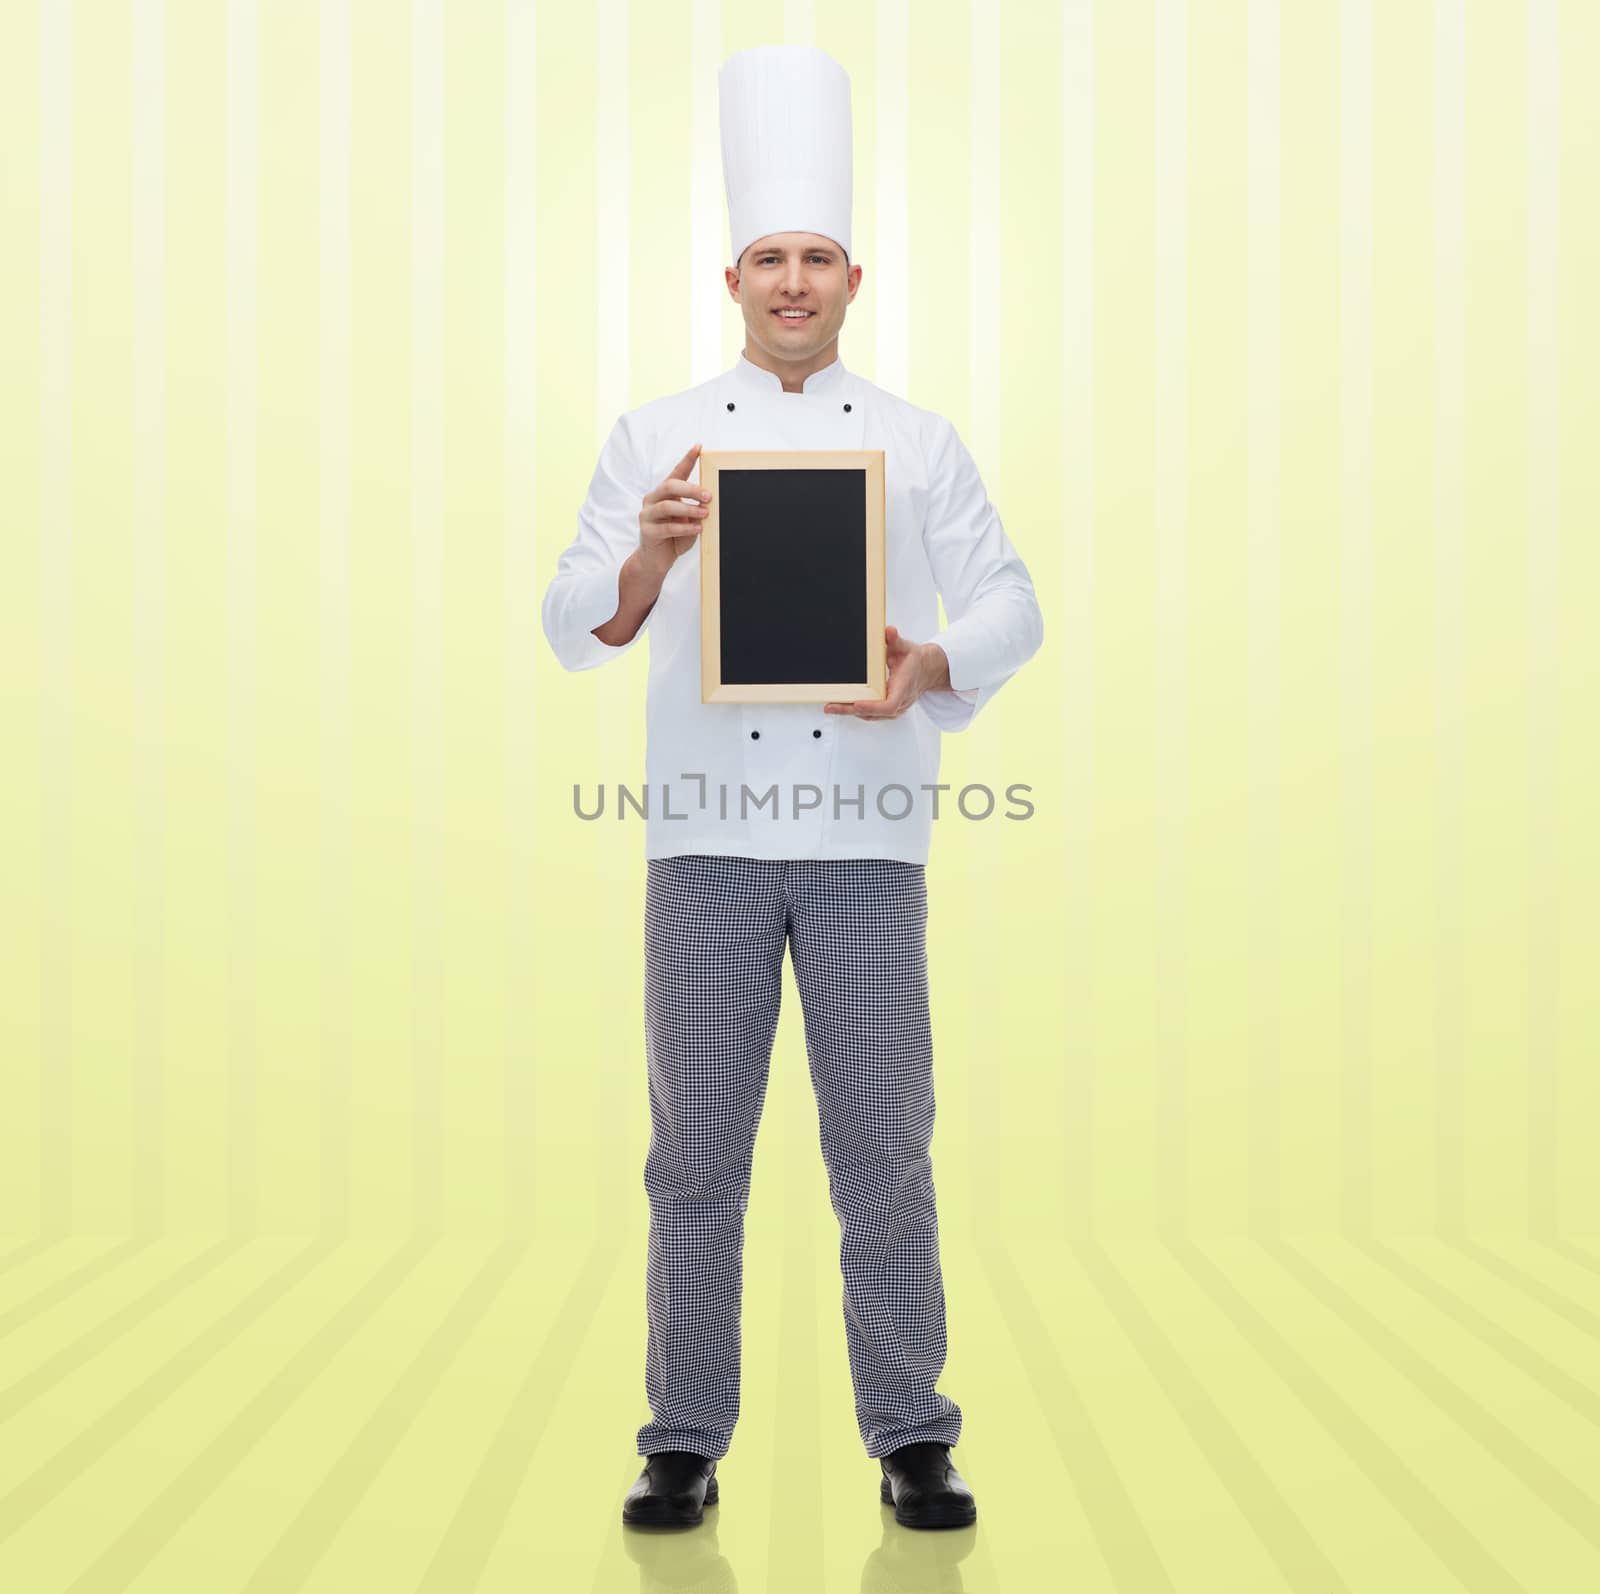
left=2, top=1220, right=1598, bottom=1593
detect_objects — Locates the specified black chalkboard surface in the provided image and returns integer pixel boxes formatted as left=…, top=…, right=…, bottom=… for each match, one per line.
left=699, top=450, right=885, bottom=704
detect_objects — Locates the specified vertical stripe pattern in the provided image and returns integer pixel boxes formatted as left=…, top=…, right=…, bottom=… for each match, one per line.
left=2, top=4, right=1596, bottom=1587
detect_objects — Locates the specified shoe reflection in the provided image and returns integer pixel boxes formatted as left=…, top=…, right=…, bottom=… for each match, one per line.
left=621, top=1512, right=738, bottom=1593
left=860, top=1504, right=976, bottom=1594
left=617, top=1496, right=976, bottom=1594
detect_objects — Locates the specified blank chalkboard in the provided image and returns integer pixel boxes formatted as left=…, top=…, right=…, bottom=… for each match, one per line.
left=699, top=450, right=885, bottom=704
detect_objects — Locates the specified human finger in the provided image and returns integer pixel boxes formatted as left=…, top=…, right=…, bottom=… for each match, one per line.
left=643, top=497, right=711, bottom=524
left=646, top=475, right=712, bottom=507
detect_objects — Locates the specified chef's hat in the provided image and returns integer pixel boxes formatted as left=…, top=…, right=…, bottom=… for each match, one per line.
left=719, top=45, right=853, bottom=269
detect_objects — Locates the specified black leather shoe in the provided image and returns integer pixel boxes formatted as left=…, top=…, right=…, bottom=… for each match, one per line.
left=878, top=1442, right=976, bottom=1529
left=622, top=1450, right=720, bottom=1528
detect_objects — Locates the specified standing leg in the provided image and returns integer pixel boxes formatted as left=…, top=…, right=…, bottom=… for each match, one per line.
left=636, top=854, right=787, bottom=1461
left=784, top=858, right=963, bottom=1459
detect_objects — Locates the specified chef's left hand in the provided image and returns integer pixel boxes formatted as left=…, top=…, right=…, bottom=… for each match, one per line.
left=824, top=626, right=951, bottom=719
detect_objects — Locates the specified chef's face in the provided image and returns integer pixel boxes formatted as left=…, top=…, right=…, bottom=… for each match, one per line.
left=726, top=232, right=861, bottom=374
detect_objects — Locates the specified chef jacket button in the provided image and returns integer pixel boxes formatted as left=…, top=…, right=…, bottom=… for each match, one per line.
left=812, top=728, right=822, bottom=737
left=727, top=402, right=735, bottom=411
left=750, top=729, right=759, bottom=739
left=843, top=403, right=851, bottom=412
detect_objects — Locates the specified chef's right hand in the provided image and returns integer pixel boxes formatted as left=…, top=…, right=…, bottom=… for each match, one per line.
left=638, top=443, right=711, bottom=581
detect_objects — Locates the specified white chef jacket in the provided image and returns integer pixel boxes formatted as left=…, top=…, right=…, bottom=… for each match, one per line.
left=541, top=352, right=1044, bottom=865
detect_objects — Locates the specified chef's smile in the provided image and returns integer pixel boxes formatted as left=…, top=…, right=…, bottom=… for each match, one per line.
left=725, top=231, right=861, bottom=387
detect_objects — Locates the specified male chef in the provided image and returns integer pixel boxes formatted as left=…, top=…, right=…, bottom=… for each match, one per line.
left=541, top=44, right=1043, bottom=1532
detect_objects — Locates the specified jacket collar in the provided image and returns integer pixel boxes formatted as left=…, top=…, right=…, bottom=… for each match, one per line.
left=731, top=350, right=848, bottom=397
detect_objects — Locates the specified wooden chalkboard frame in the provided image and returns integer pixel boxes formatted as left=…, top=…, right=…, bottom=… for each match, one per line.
left=699, top=449, right=886, bottom=704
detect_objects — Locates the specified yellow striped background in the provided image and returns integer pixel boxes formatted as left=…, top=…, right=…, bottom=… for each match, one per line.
left=1, top=1, right=1597, bottom=1589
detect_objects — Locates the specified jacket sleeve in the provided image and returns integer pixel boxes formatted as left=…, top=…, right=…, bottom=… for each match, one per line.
left=916, top=415, right=1045, bottom=733
left=540, top=412, right=657, bottom=672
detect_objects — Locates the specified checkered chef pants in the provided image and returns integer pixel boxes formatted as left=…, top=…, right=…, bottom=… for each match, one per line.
left=634, top=853, right=964, bottom=1462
